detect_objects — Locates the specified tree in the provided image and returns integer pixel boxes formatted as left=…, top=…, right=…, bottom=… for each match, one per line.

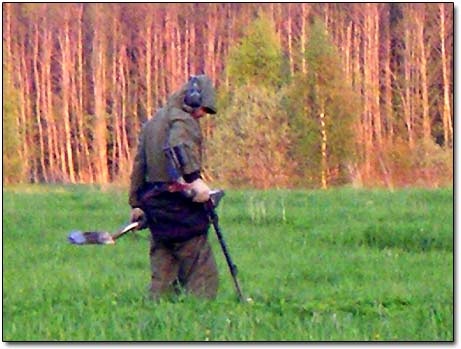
left=286, top=18, right=359, bottom=188
left=226, top=12, right=285, bottom=88
left=3, top=3, right=452, bottom=187
left=439, top=3, right=453, bottom=147
left=208, top=13, right=292, bottom=188
left=208, top=85, right=292, bottom=188
left=3, top=68, right=23, bottom=183
left=88, top=4, right=110, bottom=183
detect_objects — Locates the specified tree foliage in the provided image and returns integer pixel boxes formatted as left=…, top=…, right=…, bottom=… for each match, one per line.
left=226, top=13, right=285, bottom=88
left=3, top=3, right=453, bottom=187
left=208, top=85, right=292, bottom=189
left=3, top=68, right=23, bottom=183
left=286, top=18, right=360, bottom=187
left=208, top=14, right=291, bottom=188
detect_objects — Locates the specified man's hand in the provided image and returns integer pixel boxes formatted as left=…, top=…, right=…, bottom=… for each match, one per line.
left=189, top=178, right=210, bottom=203
left=130, top=208, right=146, bottom=229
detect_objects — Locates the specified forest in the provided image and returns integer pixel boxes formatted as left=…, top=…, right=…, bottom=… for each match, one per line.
left=2, top=3, right=453, bottom=188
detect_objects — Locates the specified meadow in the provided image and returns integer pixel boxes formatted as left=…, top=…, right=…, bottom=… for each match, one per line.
left=3, top=185, right=453, bottom=341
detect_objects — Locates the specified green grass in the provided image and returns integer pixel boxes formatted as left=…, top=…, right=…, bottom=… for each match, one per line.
left=3, top=185, right=453, bottom=341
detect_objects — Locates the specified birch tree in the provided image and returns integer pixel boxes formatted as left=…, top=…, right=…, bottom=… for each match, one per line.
left=288, top=18, right=359, bottom=187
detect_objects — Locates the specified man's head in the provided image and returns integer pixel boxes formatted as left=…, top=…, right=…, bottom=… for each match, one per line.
left=183, top=75, right=217, bottom=116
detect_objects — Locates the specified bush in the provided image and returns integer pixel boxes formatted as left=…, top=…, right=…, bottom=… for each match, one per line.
left=207, top=85, right=293, bottom=189
left=371, top=138, right=453, bottom=188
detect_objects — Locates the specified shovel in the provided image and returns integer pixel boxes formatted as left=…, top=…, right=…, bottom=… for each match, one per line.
left=68, top=221, right=140, bottom=245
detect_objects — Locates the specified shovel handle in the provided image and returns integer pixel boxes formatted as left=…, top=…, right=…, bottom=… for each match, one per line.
left=111, top=221, right=140, bottom=241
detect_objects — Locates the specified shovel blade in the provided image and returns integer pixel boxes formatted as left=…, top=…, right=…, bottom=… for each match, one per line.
left=68, top=230, right=115, bottom=245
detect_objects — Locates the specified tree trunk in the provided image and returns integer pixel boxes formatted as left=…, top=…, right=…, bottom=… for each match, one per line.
left=33, top=25, right=48, bottom=182
left=415, top=8, right=431, bottom=142
left=145, top=19, right=153, bottom=119
left=18, top=46, right=30, bottom=180
left=59, top=20, right=76, bottom=183
left=92, top=16, right=109, bottom=183
left=383, top=5, right=393, bottom=140
left=206, top=5, right=217, bottom=83
left=4, top=3, right=13, bottom=78
left=403, top=26, right=414, bottom=147
left=344, top=22, right=352, bottom=84
left=189, top=16, right=196, bottom=74
left=371, top=4, right=382, bottom=145
left=120, top=55, right=131, bottom=168
left=152, top=30, right=159, bottom=109
left=42, top=25, right=56, bottom=181
left=286, top=4, right=294, bottom=76
left=439, top=3, right=453, bottom=147
left=77, top=5, right=93, bottom=182
left=300, top=4, right=308, bottom=74
left=319, top=108, right=328, bottom=190
left=362, top=9, right=372, bottom=175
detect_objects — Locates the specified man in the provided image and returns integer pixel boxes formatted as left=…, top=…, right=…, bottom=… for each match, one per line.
left=128, top=75, right=219, bottom=300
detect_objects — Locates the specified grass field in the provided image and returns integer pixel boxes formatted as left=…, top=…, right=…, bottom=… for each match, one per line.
left=3, top=185, right=453, bottom=341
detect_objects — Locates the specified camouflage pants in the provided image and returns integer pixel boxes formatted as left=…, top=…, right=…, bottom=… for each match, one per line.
left=149, top=234, right=218, bottom=300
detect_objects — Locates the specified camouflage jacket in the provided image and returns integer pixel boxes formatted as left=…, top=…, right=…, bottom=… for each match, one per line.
left=128, top=75, right=216, bottom=208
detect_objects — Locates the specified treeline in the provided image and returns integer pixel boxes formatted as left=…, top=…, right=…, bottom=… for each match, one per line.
left=2, top=3, right=453, bottom=188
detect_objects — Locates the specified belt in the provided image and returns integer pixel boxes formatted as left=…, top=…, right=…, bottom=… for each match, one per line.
left=139, top=182, right=170, bottom=201
left=146, top=181, right=170, bottom=189
left=143, top=182, right=170, bottom=194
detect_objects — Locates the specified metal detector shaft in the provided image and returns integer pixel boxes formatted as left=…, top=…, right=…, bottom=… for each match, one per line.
left=206, top=203, right=245, bottom=302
